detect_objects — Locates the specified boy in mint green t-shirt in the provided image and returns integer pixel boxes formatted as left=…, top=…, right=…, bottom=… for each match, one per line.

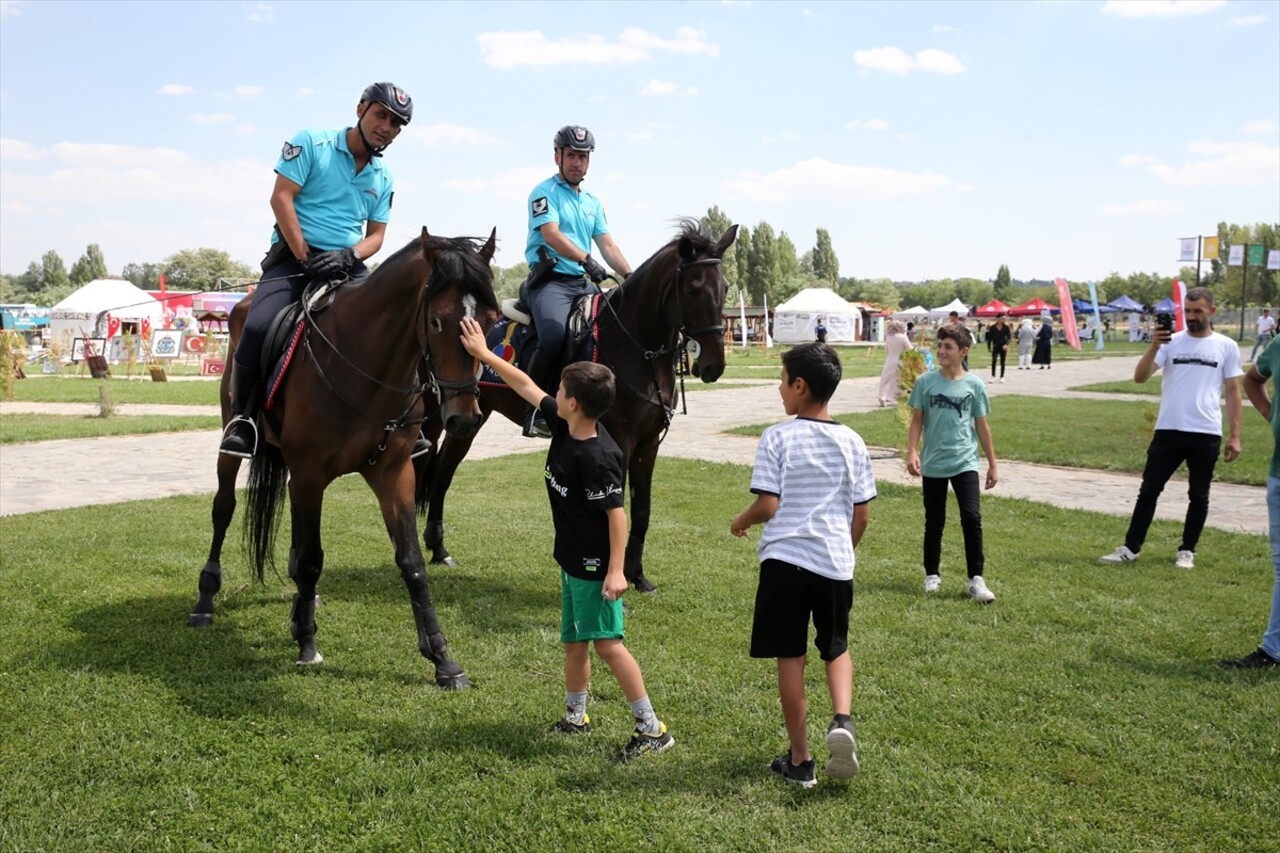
left=906, top=324, right=1000, bottom=602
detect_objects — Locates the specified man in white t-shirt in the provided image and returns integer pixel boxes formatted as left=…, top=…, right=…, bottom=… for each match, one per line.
left=1252, top=308, right=1275, bottom=361
left=1100, top=288, right=1243, bottom=570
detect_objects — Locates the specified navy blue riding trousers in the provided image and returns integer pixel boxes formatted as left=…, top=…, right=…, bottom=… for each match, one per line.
left=529, top=275, right=593, bottom=368
left=234, top=257, right=367, bottom=370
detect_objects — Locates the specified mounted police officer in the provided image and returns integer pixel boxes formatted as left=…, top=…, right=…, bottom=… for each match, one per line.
left=521, top=124, right=633, bottom=437
left=220, top=82, right=415, bottom=458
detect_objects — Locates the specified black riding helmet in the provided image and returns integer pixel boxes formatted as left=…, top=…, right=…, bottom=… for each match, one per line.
left=554, top=125, right=595, bottom=151
left=360, top=82, right=413, bottom=124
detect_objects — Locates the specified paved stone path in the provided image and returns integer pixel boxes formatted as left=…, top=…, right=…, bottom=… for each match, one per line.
left=0, top=351, right=1265, bottom=538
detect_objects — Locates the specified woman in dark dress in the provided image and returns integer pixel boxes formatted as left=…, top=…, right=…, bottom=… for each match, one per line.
left=1032, top=317, right=1054, bottom=369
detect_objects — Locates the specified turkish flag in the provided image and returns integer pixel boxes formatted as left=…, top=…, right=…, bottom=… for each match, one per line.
left=158, top=272, right=167, bottom=294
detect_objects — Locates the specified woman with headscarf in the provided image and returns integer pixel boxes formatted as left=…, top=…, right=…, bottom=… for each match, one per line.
left=1033, top=316, right=1054, bottom=369
left=878, top=319, right=913, bottom=406
left=1016, top=318, right=1035, bottom=369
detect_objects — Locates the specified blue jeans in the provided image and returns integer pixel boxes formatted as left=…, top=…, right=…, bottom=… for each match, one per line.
left=1251, top=332, right=1273, bottom=361
left=529, top=275, right=592, bottom=368
left=1263, top=476, right=1280, bottom=658
left=1123, top=430, right=1220, bottom=554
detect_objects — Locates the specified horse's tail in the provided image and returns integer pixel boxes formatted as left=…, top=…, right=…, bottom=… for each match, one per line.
left=244, top=442, right=288, bottom=581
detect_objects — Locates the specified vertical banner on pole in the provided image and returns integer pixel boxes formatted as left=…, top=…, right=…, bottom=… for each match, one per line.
left=1178, top=238, right=1197, bottom=262
left=763, top=293, right=773, bottom=348
left=1055, top=278, right=1080, bottom=350
left=1201, top=236, right=1220, bottom=259
left=1227, top=245, right=1245, bottom=266
left=1172, top=279, right=1188, bottom=332
left=738, top=288, right=748, bottom=349
left=1268, top=249, right=1280, bottom=271
left=1087, top=281, right=1104, bottom=351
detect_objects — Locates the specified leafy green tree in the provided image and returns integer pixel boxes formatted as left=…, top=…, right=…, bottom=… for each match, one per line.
left=746, top=222, right=778, bottom=303
left=161, top=248, right=255, bottom=291
left=701, top=206, right=738, bottom=287
left=1098, top=272, right=1126, bottom=305
left=16, top=261, right=43, bottom=296
left=994, top=264, right=1012, bottom=301
left=0, top=274, right=17, bottom=303
left=733, top=225, right=750, bottom=297
left=812, top=228, right=839, bottom=284
left=69, top=244, right=109, bottom=286
left=775, top=231, right=799, bottom=284
left=846, top=278, right=901, bottom=311
left=121, top=261, right=163, bottom=290
left=40, top=250, right=70, bottom=294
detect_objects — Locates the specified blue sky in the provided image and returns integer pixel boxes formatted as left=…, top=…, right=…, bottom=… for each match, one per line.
left=1, top=0, right=1277, bottom=283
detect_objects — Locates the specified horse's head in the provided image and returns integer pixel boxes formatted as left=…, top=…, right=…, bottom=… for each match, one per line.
left=420, top=227, right=500, bottom=438
left=668, top=220, right=738, bottom=383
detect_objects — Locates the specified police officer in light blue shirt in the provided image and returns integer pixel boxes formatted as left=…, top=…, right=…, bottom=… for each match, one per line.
left=521, top=125, right=633, bottom=437
left=220, top=82, right=412, bottom=458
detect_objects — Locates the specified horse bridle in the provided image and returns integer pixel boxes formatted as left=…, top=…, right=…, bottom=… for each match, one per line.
left=599, top=256, right=725, bottom=361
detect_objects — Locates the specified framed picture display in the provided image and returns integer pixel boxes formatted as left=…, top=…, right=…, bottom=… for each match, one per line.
left=71, top=337, right=107, bottom=363
left=150, top=329, right=184, bottom=359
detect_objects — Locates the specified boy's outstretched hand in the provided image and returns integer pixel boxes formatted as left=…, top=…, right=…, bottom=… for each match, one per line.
left=459, top=316, right=488, bottom=359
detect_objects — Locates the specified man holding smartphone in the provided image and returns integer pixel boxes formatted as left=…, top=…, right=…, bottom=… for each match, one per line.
left=1100, top=288, right=1243, bottom=570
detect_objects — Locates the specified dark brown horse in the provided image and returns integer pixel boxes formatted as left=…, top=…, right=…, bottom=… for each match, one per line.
left=417, top=220, right=738, bottom=591
left=189, top=228, right=500, bottom=689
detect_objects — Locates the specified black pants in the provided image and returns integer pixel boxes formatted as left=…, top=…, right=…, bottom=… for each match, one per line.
left=1124, top=430, right=1221, bottom=554
left=922, top=469, right=984, bottom=577
left=235, top=257, right=367, bottom=370
left=991, top=348, right=1006, bottom=378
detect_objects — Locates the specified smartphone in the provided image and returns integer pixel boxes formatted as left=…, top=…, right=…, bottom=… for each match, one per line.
left=1156, top=313, right=1174, bottom=333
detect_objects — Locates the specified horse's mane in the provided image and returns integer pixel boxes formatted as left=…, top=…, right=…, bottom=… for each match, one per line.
left=622, top=218, right=719, bottom=290
left=362, top=234, right=500, bottom=310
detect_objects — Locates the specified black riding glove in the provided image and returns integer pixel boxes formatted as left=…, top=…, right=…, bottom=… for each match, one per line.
left=581, top=254, right=608, bottom=284
left=305, top=248, right=357, bottom=281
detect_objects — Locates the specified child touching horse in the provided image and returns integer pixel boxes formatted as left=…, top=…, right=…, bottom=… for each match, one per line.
left=459, top=317, right=674, bottom=762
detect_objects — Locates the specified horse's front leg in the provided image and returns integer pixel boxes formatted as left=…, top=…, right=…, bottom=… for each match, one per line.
left=625, top=442, right=660, bottom=593
left=287, top=477, right=325, bottom=666
left=189, top=452, right=242, bottom=627
left=422, top=430, right=478, bottom=568
left=372, top=461, right=469, bottom=690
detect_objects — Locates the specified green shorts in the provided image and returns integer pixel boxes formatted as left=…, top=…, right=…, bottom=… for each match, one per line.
left=560, top=570, right=625, bottom=643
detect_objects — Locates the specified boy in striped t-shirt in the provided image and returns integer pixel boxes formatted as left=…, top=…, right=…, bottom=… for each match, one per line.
left=731, top=342, right=877, bottom=788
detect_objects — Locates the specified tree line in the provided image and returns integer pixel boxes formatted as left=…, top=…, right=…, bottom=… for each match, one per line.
left=3, top=218, right=1274, bottom=315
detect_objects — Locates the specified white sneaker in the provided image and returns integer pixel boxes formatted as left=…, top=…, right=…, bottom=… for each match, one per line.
left=998, top=377, right=1005, bottom=383
left=1099, top=545, right=1139, bottom=564
left=923, top=574, right=942, bottom=594
left=968, top=575, right=996, bottom=603
left=1175, top=550, right=1195, bottom=569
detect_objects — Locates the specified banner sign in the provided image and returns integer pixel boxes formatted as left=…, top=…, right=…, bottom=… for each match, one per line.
left=1087, top=281, right=1104, bottom=351
left=1268, top=249, right=1280, bottom=271
left=1227, top=244, right=1245, bottom=266
left=1172, top=279, right=1187, bottom=332
left=1178, top=238, right=1197, bottom=262
left=1201, top=236, right=1219, bottom=259
left=1248, top=244, right=1266, bottom=266
left=1055, top=278, right=1080, bottom=351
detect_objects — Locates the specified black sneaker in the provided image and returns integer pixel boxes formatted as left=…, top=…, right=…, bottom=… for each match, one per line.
left=549, top=714, right=592, bottom=734
left=614, top=721, right=674, bottom=762
left=1216, top=648, right=1280, bottom=670
left=769, top=751, right=817, bottom=788
left=824, top=719, right=861, bottom=779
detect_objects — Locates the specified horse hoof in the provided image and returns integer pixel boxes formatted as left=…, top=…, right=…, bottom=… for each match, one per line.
left=631, top=576, right=657, bottom=594
left=436, top=671, right=470, bottom=691
left=431, top=555, right=459, bottom=569
left=188, top=612, right=213, bottom=628
left=296, top=651, right=324, bottom=666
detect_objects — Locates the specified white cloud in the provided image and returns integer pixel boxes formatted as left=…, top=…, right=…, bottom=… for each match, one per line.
left=1119, top=153, right=1160, bottom=167
left=411, top=122, right=497, bottom=146
left=1241, top=119, right=1276, bottom=134
left=477, top=27, right=717, bottom=70
left=157, top=84, right=195, bottom=96
left=933, top=24, right=957, bottom=34
left=296, top=87, right=315, bottom=97
left=245, top=2, right=273, bottom=22
left=232, top=85, right=264, bottom=97
left=1227, top=14, right=1268, bottom=27
left=639, top=79, right=698, bottom=97
left=1101, top=1, right=1226, bottom=19
left=1099, top=198, right=1183, bottom=215
left=443, top=166, right=548, bottom=201
left=1146, top=141, right=1279, bottom=187
left=1186, top=139, right=1256, bottom=155
left=1, top=137, right=46, bottom=161
left=190, top=112, right=235, bottom=124
left=846, top=118, right=890, bottom=132
left=854, top=46, right=965, bottom=75
left=723, top=157, right=953, bottom=202
left=1, top=0, right=23, bottom=19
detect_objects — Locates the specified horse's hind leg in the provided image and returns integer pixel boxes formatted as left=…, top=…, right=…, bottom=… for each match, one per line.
left=373, top=462, right=469, bottom=690
left=287, top=480, right=325, bottom=666
left=189, top=453, right=242, bottom=627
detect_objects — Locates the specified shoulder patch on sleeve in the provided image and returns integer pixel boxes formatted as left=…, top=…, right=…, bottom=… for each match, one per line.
left=388, top=191, right=394, bottom=210
left=531, top=197, right=549, bottom=216
left=281, top=141, right=302, bottom=161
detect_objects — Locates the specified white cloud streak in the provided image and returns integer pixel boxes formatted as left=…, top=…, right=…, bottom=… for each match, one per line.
left=639, top=79, right=698, bottom=97
left=410, top=122, right=497, bottom=146
left=724, top=157, right=954, bottom=202
left=1227, top=14, right=1268, bottom=27
left=1099, top=198, right=1183, bottom=215
left=245, top=2, right=273, bottom=22
left=157, top=84, right=195, bottom=96
left=846, top=118, right=890, bottom=132
left=1101, top=1, right=1226, bottom=19
left=854, top=46, right=965, bottom=75
left=477, top=27, right=717, bottom=70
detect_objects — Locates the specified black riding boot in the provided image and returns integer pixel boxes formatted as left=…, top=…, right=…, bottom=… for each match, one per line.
left=219, top=361, right=261, bottom=458
left=522, top=350, right=557, bottom=439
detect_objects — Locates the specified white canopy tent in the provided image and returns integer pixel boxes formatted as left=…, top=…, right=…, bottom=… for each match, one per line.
left=771, top=288, right=862, bottom=344
left=893, top=305, right=930, bottom=320
left=49, top=278, right=163, bottom=346
left=928, top=297, right=970, bottom=320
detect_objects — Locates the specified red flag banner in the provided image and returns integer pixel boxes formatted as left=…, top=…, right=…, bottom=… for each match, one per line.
left=158, top=272, right=168, bottom=294
left=1055, top=278, right=1080, bottom=350
left=1172, top=279, right=1187, bottom=332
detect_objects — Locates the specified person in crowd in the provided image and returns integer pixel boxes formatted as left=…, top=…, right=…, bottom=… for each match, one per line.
left=1099, top=288, right=1243, bottom=570
left=1128, top=311, right=1143, bottom=343
left=459, top=316, right=673, bottom=761
left=985, top=312, right=1012, bottom=383
left=906, top=324, right=999, bottom=603
left=1032, top=316, right=1054, bottom=369
left=878, top=319, right=913, bottom=406
left=1218, top=337, right=1280, bottom=669
left=1017, top=317, right=1035, bottom=369
left=221, top=82, right=414, bottom=458
left=1253, top=308, right=1275, bottom=362
left=815, top=316, right=828, bottom=343
left=731, top=342, right=875, bottom=788
left=906, top=321, right=917, bottom=343
left=522, top=125, right=633, bottom=438
left=947, top=310, right=969, bottom=370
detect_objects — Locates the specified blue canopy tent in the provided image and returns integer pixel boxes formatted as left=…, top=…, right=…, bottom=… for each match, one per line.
left=1106, top=294, right=1144, bottom=312
left=1071, top=297, right=1116, bottom=314
left=1153, top=297, right=1176, bottom=314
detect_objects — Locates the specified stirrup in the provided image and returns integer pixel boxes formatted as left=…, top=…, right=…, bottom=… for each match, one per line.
left=219, top=415, right=258, bottom=458
left=522, top=409, right=551, bottom=439
left=410, top=431, right=432, bottom=460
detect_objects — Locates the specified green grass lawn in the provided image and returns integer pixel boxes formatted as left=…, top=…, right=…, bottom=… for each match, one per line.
left=0, top=454, right=1273, bottom=850
left=731, top=395, right=1269, bottom=487
left=1071, top=378, right=1163, bottom=396
left=0, top=413, right=222, bottom=444
left=9, top=375, right=221, bottom=405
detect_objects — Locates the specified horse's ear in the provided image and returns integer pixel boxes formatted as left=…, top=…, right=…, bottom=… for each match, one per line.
left=480, top=228, right=497, bottom=265
left=714, top=224, right=739, bottom=257
left=678, top=235, right=696, bottom=261
left=420, top=227, right=436, bottom=264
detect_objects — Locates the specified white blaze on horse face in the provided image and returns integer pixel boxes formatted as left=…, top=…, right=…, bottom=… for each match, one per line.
left=463, top=294, right=476, bottom=320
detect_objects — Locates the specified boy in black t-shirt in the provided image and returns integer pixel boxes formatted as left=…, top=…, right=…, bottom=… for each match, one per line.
left=460, top=317, right=673, bottom=762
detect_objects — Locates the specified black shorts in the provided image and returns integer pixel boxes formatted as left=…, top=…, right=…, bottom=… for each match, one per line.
left=750, top=559, right=852, bottom=661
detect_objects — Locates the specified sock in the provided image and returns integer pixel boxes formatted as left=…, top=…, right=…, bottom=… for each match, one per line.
left=565, top=691, right=588, bottom=723
left=833, top=713, right=852, bottom=728
left=629, top=696, right=659, bottom=733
